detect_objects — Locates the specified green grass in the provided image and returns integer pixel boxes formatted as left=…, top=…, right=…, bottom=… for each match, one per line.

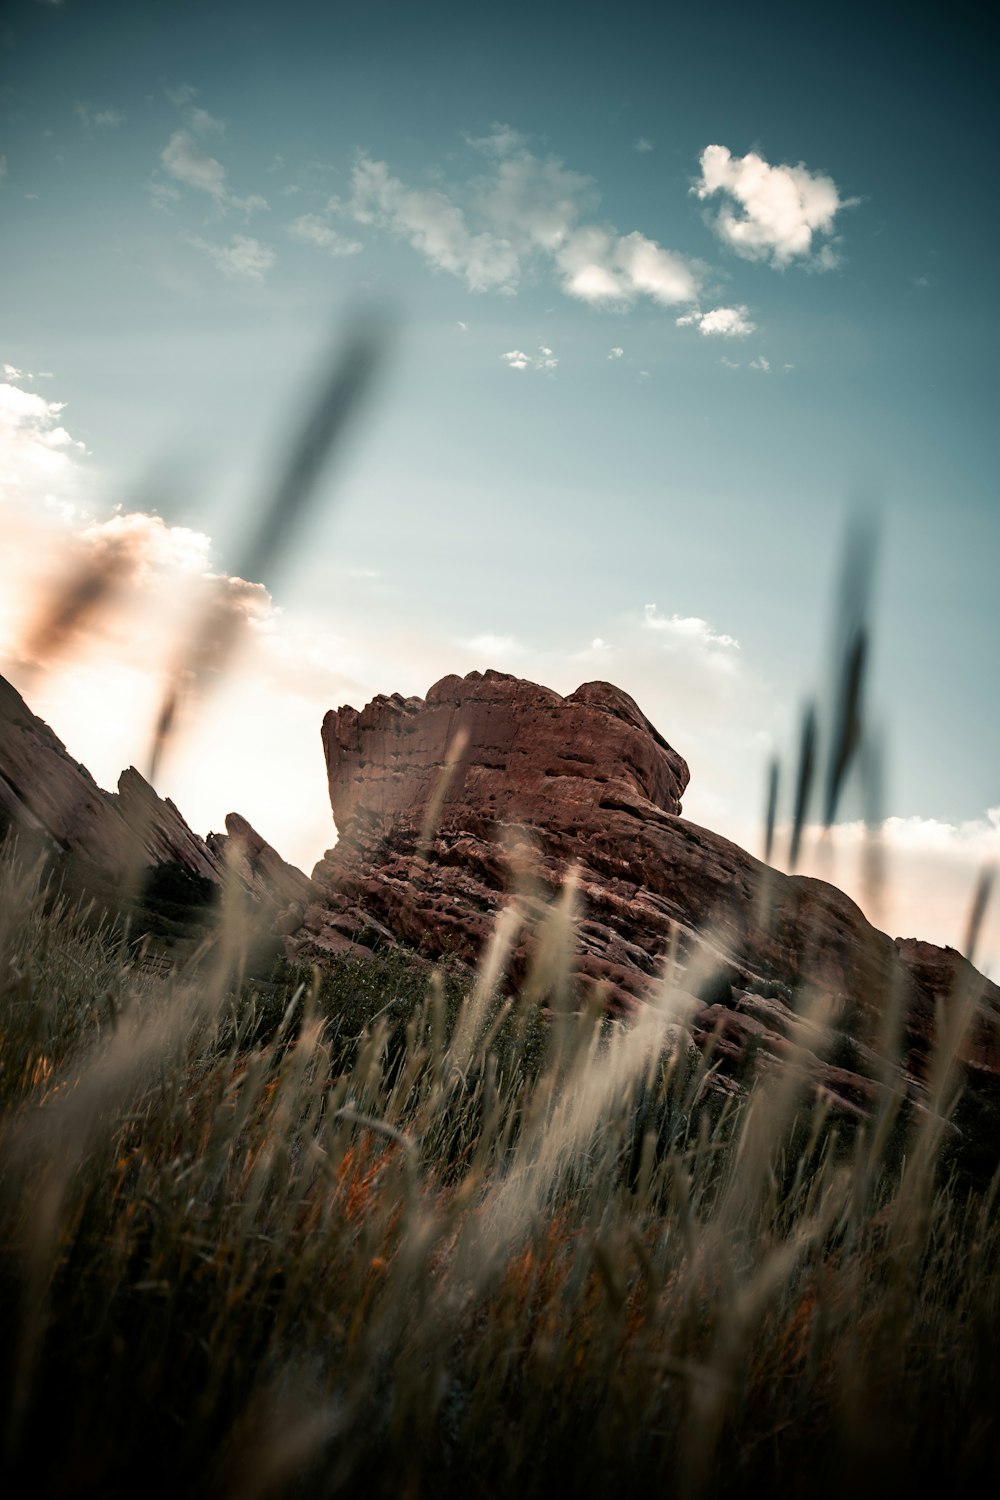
left=1, top=838, right=998, bottom=1499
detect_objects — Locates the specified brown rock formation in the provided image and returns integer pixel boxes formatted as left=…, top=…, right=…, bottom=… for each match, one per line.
left=0, top=673, right=223, bottom=882
left=296, top=670, right=1000, bottom=1129
left=207, top=812, right=317, bottom=923
left=0, top=674, right=311, bottom=921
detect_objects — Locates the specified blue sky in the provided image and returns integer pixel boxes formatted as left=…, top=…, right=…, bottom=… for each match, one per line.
left=1, top=0, right=997, bottom=961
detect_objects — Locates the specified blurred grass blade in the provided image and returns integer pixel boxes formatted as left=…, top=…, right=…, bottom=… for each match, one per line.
left=824, top=623, right=866, bottom=828
left=788, top=702, right=816, bottom=870
left=236, top=309, right=393, bottom=587
left=146, top=308, right=394, bottom=781
left=763, top=755, right=779, bottom=865
left=824, top=512, right=878, bottom=827
left=963, top=865, right=995, bottom=967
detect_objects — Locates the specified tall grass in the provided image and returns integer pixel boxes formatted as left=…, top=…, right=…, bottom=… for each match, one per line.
left=1, top=835, right=997, bottom=1500
left=4, top=334, right=997, bottom=1495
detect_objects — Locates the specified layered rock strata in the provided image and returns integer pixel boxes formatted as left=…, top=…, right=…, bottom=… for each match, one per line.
left=295, top=669, right=1000, bottom=1124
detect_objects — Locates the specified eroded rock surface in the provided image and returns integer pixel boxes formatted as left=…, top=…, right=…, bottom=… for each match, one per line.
left=207, top=812, right=318, bottom=925
left=296, top=670, right=1000, bottom=1129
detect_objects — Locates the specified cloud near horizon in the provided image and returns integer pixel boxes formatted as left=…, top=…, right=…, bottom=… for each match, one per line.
left=695, top=144, right=849, bottom=268
left=347, top=127, right=702, bottom=309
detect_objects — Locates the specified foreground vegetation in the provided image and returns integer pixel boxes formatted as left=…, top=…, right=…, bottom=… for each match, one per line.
left=1, top=841, right=998, bottom=1500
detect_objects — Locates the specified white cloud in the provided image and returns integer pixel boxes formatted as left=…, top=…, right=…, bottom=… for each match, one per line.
left=676, top=304, right=757, bottom=338
left=0, top=375, right=89, bottom=517
left=162, top=130, right=227, bottom=197
left=694, top=144, right=850, bottom=268
left=608, top=347, right=624, bottom=359
left=749, top=355, right=770, bottom=372
left=642, top=604, right=739, bottom=657
left=76, top=104, right=125, bottom=129
left=188, top=234, right=275, bottom=281
left=347, top=130, right=702, bottom=310
left=457, top=321, right=469, bottom=332
left=160, top=130, right=268, bottom=216
left=500, top=346, right=558, bottom=372
left=287, top=213, right=362, bottom=256
left=634, top=138, right=653, bottom=153
left=554, top=224, right=699, bottom=308
left=464, top=632, right=529, bottom=661
left=350, top=156, right=520, bottom=293
left=165, top=84, right=198, bottom=107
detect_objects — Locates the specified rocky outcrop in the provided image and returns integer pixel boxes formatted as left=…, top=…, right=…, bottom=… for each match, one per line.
left=207, top=813, right=317, bottom=926
left=0, top=673, right=221, bottom=881
left=0, top=674, right=311, bottom=921
left=296, top=669, right=1000, bottom=1127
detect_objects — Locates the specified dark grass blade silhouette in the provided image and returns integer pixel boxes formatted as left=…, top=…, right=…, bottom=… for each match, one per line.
left=963, top=866, right=995, bottom=967
left=824, top=513, right=878, bottom=828
left=788, top=702, right=817, bottom=871
left=763, top=755, right=780, bottom=866
left=148, top=309, right=394, bottom=783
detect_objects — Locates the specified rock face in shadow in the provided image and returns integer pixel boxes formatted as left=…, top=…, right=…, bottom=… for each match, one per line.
left=0, top=673, right=311, bottom=922
left=0, top=673, right=225, bottom=882
left=206, top=813, right=318, bottom=928
left=296, top=669, right=1000, bottom=1127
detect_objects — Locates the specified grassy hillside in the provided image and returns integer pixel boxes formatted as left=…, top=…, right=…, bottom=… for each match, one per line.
left=0, top=838, right=998, bottom=1499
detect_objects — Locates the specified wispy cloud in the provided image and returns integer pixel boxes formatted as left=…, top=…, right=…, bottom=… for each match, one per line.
left=158, top=99, right=267, bottom=219
left=188, top=234, right=275, bottom=281
left=643, top=604, right=739, bottom=658
left=676, top=304, right=757, bottom=337
left=500, top=346, right=558, bottom=372
left=608, top=346, right=624, bottom=359
left=287, top=213, right=362, bottom=256
left=464, top=632, right=530, bottom=661
left=186, top=106, right=225, bottom=136
left=749, top=355, right=770, bottom=372
left=76, top=103, right=125, bottom=129
left=694, top=144, right=851, bottom=269
left=161, top=131, right=268, bottom=216
left=347, top=126, right=702, bottom=310
left=633, top=137, right=653, bottom=153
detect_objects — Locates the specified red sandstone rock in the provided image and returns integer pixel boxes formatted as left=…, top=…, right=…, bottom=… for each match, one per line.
left=296, top=670, right=1000, bottom=1126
